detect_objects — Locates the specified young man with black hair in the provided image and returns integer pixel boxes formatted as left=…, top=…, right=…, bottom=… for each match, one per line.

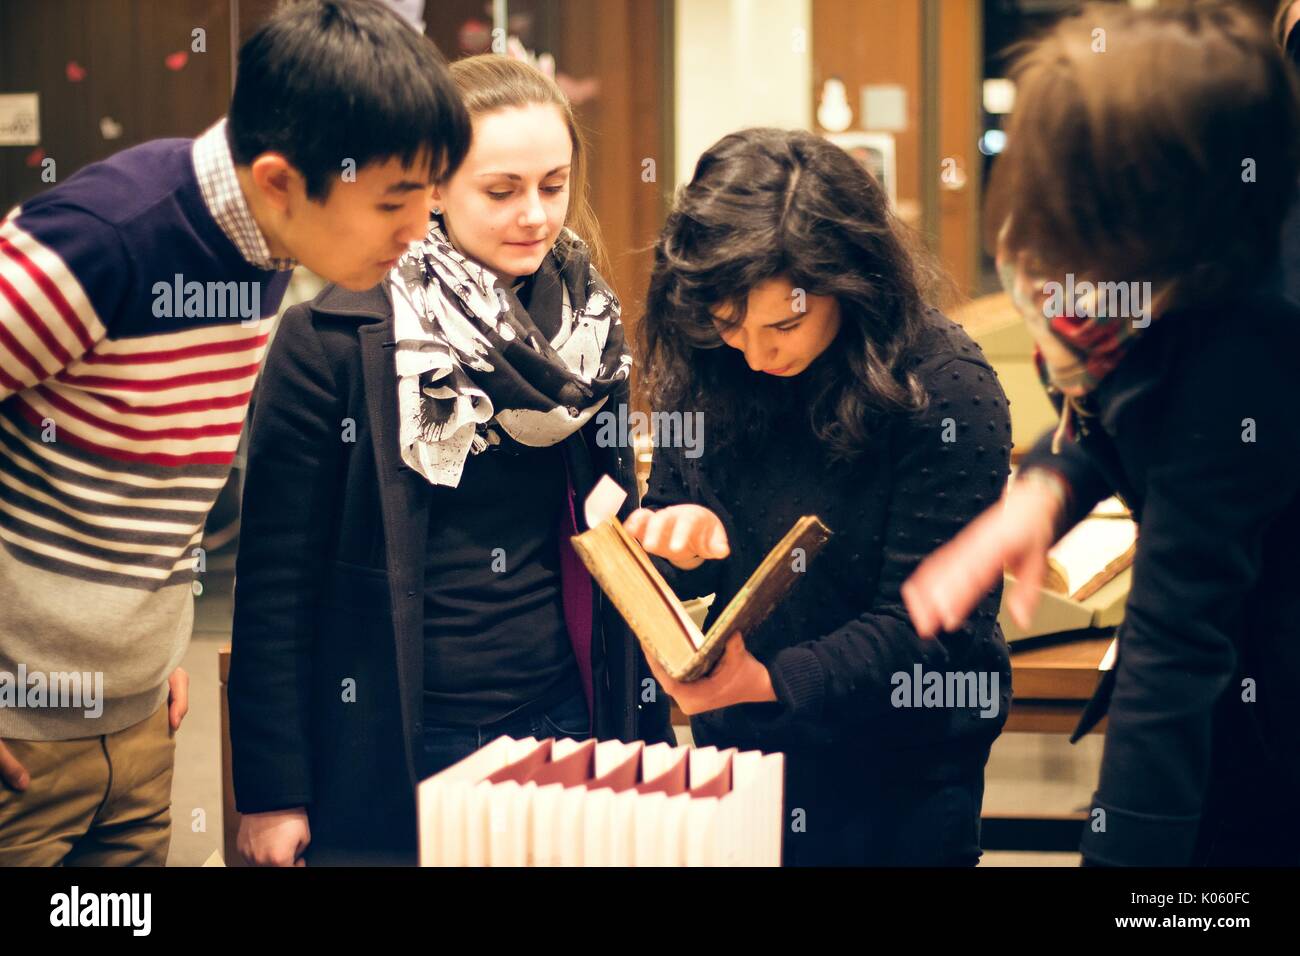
left=0, top=0, right=469, bottom=866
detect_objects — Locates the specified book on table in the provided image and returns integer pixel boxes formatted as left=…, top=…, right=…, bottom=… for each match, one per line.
left=567, top=475, right=833, bottom=682
left=1001, top=494, right=1140, bottom=641
left=1043, top=496, right=1137, bottom=601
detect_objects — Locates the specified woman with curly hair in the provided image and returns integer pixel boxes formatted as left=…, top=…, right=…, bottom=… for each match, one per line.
left=628, top=127, right=1013, bottom=866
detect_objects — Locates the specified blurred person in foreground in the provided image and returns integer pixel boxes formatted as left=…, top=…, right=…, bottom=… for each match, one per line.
left=904, top=1, right=1300, bottom=866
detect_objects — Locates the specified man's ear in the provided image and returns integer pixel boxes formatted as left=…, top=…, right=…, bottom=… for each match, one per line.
left=248, top=154, right=298, bottom=214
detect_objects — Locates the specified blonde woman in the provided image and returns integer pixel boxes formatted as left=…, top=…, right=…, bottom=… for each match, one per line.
left=229, top=56, right=671, bottom=866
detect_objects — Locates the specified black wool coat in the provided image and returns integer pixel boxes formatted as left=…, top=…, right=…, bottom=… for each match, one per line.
left=227, top=282, right=673, bottom=865
left=1022, top=289, right=1300, bottom=866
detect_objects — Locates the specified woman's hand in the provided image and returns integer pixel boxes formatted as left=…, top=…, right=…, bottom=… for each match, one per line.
left=642, top=632, right=776, bottom=716
left=624, top=504, right=729, bottom=570
left=902, top=474, right=1064, bottom=636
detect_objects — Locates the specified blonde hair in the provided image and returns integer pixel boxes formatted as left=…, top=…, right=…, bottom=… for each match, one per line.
left=447, top=54, right=608, bottom=277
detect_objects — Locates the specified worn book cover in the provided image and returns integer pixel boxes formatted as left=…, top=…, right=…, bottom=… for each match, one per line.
left=569, top=476, right=832, bottom=681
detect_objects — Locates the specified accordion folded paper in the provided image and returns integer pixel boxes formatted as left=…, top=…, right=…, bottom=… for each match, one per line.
left=418, top=736, right=784, bottom=866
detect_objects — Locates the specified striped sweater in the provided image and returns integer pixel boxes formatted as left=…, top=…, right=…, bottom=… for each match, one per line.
left=0, top=135, right=290, bottom=739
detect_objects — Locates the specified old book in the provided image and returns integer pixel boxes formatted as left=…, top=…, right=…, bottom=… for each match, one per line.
left=1043, top=498, right=1138, bottom=600
left=1000, top=494, right=1138, bottom=641
left=568, top=476, right=832, bottom=682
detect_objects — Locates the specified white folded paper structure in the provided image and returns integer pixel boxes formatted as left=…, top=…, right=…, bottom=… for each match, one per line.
left=418, top=736, right=784, bottom=866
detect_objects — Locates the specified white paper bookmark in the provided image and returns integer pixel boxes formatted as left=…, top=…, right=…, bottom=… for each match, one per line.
left=584, top=474, right=628, bottom=530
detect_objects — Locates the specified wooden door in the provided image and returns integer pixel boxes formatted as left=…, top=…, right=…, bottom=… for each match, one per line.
left=811, top=0, right=983, bottom=304
left=0, top=0, right=236, bottom=213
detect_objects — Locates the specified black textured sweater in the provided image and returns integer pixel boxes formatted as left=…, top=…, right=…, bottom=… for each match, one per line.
left=644, top=309, right=1013, bottom=781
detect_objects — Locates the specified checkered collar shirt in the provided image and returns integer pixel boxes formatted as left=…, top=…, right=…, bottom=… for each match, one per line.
left=192, top=118, right=297, bottom=272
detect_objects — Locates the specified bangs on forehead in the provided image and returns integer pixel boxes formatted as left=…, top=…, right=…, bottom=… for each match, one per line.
left=427, top=143, right=466, bottom=185
left=402, top=146, right=442, bottom=184
left=705, top=289, right=754, bottom=330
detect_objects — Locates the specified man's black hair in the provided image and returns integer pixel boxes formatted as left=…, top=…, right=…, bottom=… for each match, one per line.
left=228, top=0, right=470, bottom=200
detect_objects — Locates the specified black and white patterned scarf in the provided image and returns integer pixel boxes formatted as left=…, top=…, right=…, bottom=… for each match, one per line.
left=388, top=221, right=630, bottom=487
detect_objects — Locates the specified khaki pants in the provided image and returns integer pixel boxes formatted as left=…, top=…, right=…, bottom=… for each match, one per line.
left=0, top=704, right=174, bottom=866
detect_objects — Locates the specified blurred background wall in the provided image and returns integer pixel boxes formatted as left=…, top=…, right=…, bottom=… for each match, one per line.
left=0, top=0, right=1285, bottom=313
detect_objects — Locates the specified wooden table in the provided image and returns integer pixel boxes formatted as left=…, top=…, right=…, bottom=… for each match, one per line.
left=1004, top=633, right=1111, bottom=732
left=983, top=633, right=1113, bottom=852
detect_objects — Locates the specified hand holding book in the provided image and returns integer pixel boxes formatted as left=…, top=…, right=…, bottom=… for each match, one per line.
left=569, top=476, right=832, bottom=684
left=623, top=504, right=775, bottom=712
left=643, top=631, right=777, bottom=715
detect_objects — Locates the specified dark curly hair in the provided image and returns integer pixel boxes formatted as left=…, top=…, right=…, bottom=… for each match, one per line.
left=639, top=127, right=938, bottom=463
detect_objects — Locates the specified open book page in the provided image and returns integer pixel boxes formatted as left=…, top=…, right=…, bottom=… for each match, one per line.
left=570, top=519, right=706, bottom=669
left=1092, top=496, right=1130, bottom=517
left=607, top=518, right=706, bottom=649
left=682, top=594, right=715, bottom=630
left=1045, top=498, right=1137, bottom=599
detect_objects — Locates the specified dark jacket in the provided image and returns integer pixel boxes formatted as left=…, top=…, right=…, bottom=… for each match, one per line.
left=227, top=282, right=673, bottom=865
left=1022, top=289, right=1300, bottom=866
